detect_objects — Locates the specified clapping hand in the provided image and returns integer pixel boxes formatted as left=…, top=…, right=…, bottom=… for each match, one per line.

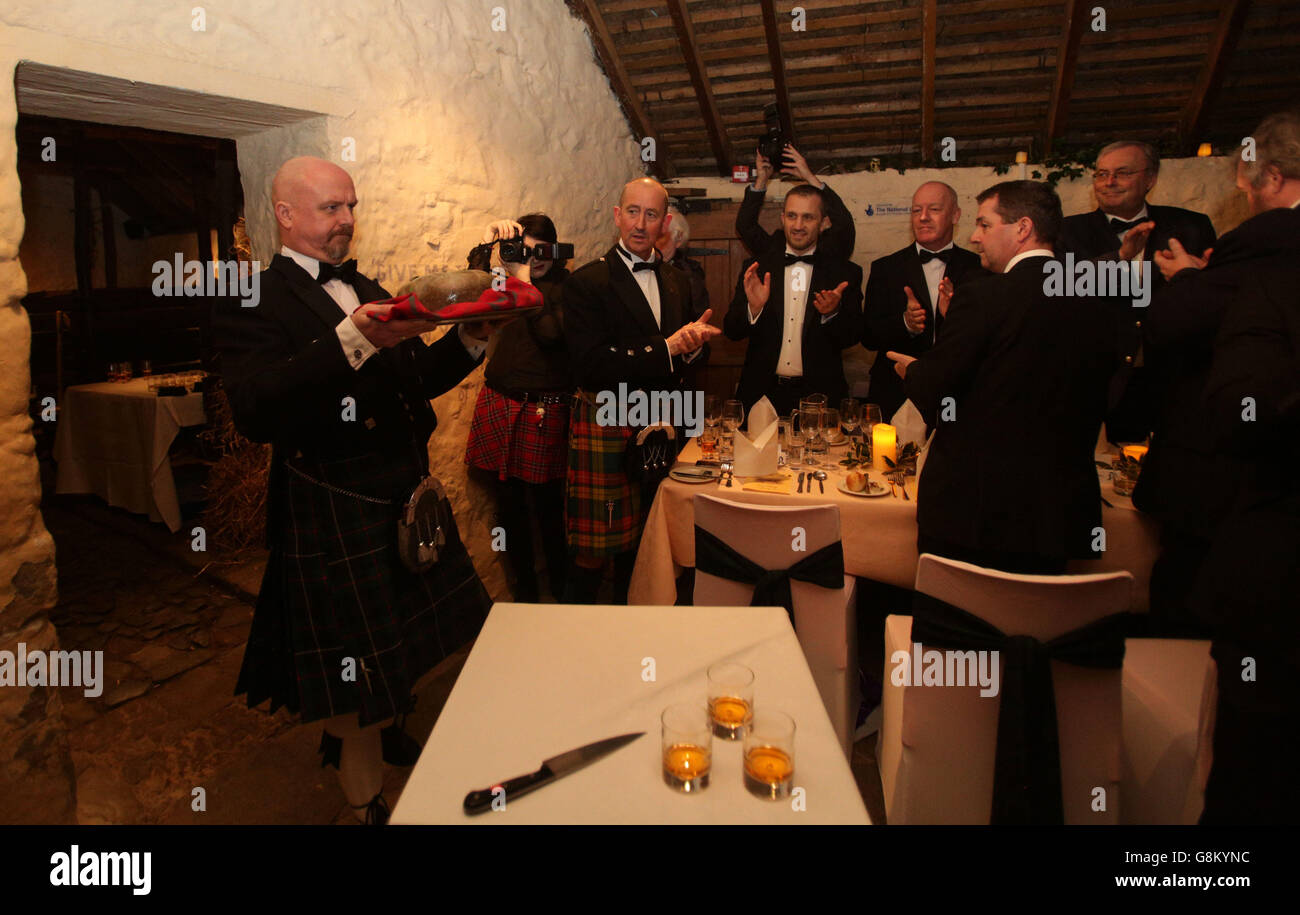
left=1118, top=221, right=1156, bottom=261
left=1153, top=238, right=1213, bottom=280
left=902, top=285, right=927, bottom=334
left=812, top=281, right=849, bottom=316
left=666, top=308, right=722, bottom=357
left=743, top=261, right=772, bottom=318
left=936, top=277, right=954, bottom=319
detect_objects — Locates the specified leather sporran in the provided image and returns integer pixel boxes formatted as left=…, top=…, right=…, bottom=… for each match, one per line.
left=623, top=422, right=678, bottom=487
left=398, top=476, right=453, bottom=573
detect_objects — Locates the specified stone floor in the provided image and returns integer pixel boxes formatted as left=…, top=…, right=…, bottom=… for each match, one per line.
left=42, top=494, right=887, bottom=824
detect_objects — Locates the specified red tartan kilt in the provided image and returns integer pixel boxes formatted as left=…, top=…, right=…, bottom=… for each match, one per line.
left=465, top=385, right=569, bottom=483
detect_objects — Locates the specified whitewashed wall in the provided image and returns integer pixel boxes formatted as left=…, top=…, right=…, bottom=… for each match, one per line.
left=0, top=0, right=645, bottom=822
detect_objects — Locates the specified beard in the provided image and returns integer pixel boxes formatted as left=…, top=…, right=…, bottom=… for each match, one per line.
left=323, top=230, right=352, bottom=261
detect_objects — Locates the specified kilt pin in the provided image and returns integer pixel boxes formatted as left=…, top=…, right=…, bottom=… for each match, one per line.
left=213, top=254, right=492, bottom=727
left=562, top=245, right=708, bottom=558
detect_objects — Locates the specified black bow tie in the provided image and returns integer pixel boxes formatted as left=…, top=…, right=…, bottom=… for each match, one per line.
left=316, top=259, right=358, bottom=285
left=918, top=248, right=952, bottom=265
left=632, top=261, right=659, bottom=273
left=1108, top=217, right=1144, bottom=234
left=783, top=253, right=816, bottom=266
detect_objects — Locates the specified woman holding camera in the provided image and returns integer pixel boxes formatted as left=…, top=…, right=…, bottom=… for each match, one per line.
left=464, top=213, right=571, bottom=601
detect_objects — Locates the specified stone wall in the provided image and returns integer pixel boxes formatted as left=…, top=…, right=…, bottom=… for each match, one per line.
left=0, top=0, right=644, bottom=821
left=675, top=155, right=1252, bottom=391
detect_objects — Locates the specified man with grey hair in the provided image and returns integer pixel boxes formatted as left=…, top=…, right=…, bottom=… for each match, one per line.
left=657, top=203, right=709, bottom=313
left=1058, top=139, right=1216, bottom=443
left=862, top=180, right=984, bottom=419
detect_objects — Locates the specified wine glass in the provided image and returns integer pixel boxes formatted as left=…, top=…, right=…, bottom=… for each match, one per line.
left=822, top=408, right=841, bottom=447
left=799, top=407, right=822, bottom=467
left=721, top=400, right=745, bottom=462
left=840, top=398, right=860, bottom=439
left=862, top=403, right=883, bottom=463
left=704, top=395, right=723, bottom=430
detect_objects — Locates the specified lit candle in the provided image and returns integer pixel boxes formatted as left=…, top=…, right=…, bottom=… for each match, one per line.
left=1197, top=143, right=1212, bottom=158
left=873, top=423, right=897, bottom=471
left=1015, top=150, right=1028, bottom=179
left=1121, top=444, right=1148, bottom=462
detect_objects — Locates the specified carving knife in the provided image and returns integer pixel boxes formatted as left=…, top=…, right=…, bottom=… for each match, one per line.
left=463, top=731, right=645, bottom=815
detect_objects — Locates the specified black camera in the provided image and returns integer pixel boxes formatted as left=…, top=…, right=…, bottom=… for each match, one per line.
left=496, top=238, right=574, bottom=263
left=757, top=103, right=793, bottom=167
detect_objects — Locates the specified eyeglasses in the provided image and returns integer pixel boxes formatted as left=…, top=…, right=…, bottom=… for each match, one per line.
left=1093, top=168, right=1147, bottom=182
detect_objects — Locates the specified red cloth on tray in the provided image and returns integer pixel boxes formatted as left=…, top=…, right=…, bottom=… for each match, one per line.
left=364, top=279, right=543, bottom=323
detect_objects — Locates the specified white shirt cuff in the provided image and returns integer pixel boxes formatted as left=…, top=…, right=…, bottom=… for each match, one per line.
left=337, top=316, right=378, bottom=370
left=820, top=310, right=837, bottom=325
left=748, top=305, right=763, bottom=324
left=682, top=346, right=703, bottom=364
left=458, top=324, right=488, bottom=361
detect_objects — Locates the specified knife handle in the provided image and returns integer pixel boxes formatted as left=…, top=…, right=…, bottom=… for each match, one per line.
left=463, top=765, right=553, bottom=815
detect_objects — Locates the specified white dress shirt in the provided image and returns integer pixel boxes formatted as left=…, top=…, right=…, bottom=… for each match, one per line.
left=616, top=244, right=701, bottom=369
left=1004, top=248, right=1055, bottom=273
left=747, top=244, right=835, bottom=378
left=281, top=245, right=485, bottom=370
left=907, top=240, right=955, bottom=342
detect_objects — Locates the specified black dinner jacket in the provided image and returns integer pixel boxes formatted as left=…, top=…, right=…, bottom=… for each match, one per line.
left=1193, top=261, right=1300, bottom=655
left=861, top=242, right=985, bottom=419
left=722, top=246, right=863, bottom=411
left=212, top=254, right=481, bottom=543
left=563, top=245, right=705, bottom=395
left=903, top=255, right=1114, bottom=561
left=1131, top=206, right=1300, bottom=537
left=735, top=182, right=856, bottom=261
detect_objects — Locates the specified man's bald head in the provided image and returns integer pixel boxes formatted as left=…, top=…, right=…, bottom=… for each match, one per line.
left=272, top=156, right=358, bottom=264
left=614, top=177, right=670, bottom=259
left=911, top=181, right=962, bottom=250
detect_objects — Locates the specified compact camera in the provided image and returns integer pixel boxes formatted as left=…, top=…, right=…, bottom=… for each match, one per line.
left=496, top=238, right=574, bottom=263
left=757, top=102, right=793, bottom=167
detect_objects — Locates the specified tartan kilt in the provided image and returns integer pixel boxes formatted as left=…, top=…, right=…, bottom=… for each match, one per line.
left=236, top=450, right=491, bottom=727
left=565, top=392, right=646, bottom=557
left=464, top=385, right=570, bottom=483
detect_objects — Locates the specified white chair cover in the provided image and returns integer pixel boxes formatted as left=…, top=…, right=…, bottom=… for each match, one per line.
left=692, top=494, right=859, bottom=757
left=878, top=553, right=1131, bottom=824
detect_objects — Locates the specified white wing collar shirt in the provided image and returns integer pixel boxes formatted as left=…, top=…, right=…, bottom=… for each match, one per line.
left=281, top=245, right=486, bottom=371
left=747, top=244, right=836, bottom=378
left=616, top=243, right=702, bottom=369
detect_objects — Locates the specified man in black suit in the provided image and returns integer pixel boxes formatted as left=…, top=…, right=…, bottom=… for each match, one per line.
left=887, top=181, right=1113, bottom=574
left=1133, top=110, right=1300, bottom=636
left=1195, top=262, right=1300, bottom=824
left=861, top=181, right=985, bottom=419
left=735, top=143, right=855, bottom=260
left=1058, top=140, right=1217, bottom=442
left=562, top=177, right=720, bottom=603
left=213, top=156, right=501, bottom=823
left=723, top=182, right=863, bottom=415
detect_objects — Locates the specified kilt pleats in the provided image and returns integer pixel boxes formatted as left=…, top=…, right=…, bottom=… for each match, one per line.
left=565, top=393, right=645, bottom=557
left=236, top=451, right=491, bottom=726
left=464, top=385, right=569, bottom=483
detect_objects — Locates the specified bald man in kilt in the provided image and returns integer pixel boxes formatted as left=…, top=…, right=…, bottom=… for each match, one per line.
left=562, top=178, right=721, bottom=602
left=213, top=157, right=504, bottom=824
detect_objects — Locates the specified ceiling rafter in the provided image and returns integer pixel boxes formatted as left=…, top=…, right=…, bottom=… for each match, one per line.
left=1178, top=0, right=1250, bottom=149
left=758, top=0, right=796, bottom=149
left=665, top=0, right=734, bottom=175
left=920, top=0, right=936, bottom=163
left=1044, top=0, right=1089, bottom=153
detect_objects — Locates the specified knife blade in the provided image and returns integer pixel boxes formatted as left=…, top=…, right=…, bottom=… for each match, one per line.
left=463, top=731, right=645, bottom=815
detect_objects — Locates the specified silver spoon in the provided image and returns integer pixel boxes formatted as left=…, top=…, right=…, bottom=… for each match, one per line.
left=813, top=470, right=827, bottom=493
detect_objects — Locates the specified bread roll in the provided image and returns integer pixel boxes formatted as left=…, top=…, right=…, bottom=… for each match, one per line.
left=846, top=470, right=867, bottom=492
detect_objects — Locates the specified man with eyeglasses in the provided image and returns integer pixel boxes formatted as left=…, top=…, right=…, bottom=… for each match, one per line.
left=1058, top=141, right=1216, bottom=444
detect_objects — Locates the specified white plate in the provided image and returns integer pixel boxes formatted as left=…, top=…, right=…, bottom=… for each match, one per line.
left=836, top=478, right=890, bottom=498
left=824, top=432, right=848, bottom=445
left=669, top=469, right=720, bottom=484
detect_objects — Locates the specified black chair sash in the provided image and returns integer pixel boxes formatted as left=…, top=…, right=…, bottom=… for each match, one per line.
left=910, top=592, right=1130, bottom=825
left=694, top=525, right=844, bottom=626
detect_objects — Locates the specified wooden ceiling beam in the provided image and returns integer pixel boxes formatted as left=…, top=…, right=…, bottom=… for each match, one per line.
left=1045, top=0, right=1090, bottom=152
left=568, top=0, right=670, bottom=177
left=758, top=0, right=796, bottom=148
left=665, top=0, right=733, bottom=175
left=920, top=0, right=936, bottom=163
left=1178, top=0, right=1250, bottom=148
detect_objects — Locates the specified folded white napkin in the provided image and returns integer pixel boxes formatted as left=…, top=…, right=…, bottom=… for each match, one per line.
left=890, top=399, right=927, bottom=449
left=734, top=396, right=779, bottom=476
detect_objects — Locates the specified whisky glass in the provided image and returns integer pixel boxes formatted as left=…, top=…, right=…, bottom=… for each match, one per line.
left=662, top=702, right=711, bottom=793
left=707, top=662, right=754, bottom=740
left=743, top=710, right=795, bottom=800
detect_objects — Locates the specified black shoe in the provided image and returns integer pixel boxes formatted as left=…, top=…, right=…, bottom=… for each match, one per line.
left=381, top=696, right=422, bottom=766
left=351, top=792, right=389, bottom=826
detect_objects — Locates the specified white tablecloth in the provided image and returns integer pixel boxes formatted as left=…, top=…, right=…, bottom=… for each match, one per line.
left=54, top=378, right=206, bottom=532
left=391, top=603, right=871, bottom=825
left=629, top=439, right=1159, bottom=611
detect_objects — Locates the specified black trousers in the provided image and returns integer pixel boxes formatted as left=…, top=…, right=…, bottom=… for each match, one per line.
left=754, top=376, right=810, bottom=417
left=492, top=476, right=567, bottom=602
